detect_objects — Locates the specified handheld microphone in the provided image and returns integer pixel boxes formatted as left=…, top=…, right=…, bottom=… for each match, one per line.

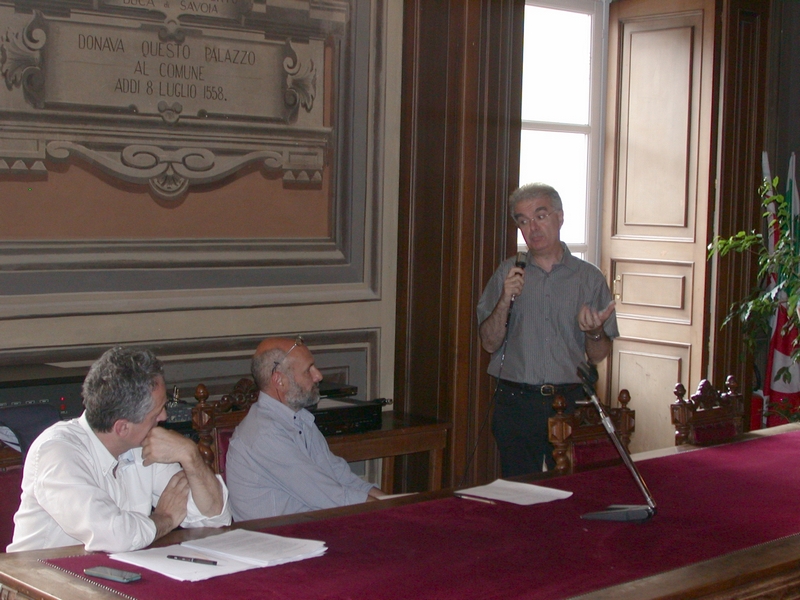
left=576, top=362, right=599, bottom=396
left=506, top=252, right=527, bottom=328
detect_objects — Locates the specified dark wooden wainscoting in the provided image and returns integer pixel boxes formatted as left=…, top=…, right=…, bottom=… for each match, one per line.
left=394, top=0, right=523, bottom=490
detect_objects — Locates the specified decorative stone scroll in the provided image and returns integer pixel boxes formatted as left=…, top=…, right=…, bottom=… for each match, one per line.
left=0, top=0, right=346, bottom=201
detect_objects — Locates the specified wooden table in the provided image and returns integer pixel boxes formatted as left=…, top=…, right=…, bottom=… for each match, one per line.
left=326, top=412, right=449, bottom=492
left=7, top=483, right=800, bottom=600
left=6, top=427, right=800, bottom=600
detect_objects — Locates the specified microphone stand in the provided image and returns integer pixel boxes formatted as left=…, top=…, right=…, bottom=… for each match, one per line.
left=577, top=363, right=657, bottom=522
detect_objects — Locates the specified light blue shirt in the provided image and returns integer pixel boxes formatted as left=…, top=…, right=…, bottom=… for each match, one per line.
left=226, top=392, right=374, bottom=521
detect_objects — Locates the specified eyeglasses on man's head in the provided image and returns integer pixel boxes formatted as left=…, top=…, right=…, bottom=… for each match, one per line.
left=272, top=335, right=304, bottom=375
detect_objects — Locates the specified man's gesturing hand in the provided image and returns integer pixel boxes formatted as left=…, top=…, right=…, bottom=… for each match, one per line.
left=578, top=300, right=616, bottom=335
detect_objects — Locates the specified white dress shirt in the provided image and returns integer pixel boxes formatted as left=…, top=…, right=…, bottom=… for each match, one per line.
left=7, top=413, right=231, bottom=553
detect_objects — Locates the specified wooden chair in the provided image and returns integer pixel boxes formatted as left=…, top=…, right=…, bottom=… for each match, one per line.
left=548, top=389, right=634, bottom=476
left=0, top=461, right=23, bottom=552
left=670, top=376, right=744, bottom=446
left=191, top=378, right=258, bottom=480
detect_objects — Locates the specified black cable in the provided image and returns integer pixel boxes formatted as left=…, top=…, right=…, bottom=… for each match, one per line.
left=461, top=255, right=526, bottom=487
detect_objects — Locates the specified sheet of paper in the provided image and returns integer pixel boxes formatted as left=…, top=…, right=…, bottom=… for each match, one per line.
left=456, top=479, right=572, bottom=505
left=181, top=529, right=326, bottom=567
left=111, top=530, right=327, bottom=582
left=110, top=544, right=257, bottom=582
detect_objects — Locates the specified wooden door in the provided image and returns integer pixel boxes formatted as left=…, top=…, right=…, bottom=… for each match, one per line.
left=601, top=0, right=717, bottom=453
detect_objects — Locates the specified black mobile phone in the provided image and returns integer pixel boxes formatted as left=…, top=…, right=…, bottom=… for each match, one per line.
left=84, top=566, right=142, bottom=583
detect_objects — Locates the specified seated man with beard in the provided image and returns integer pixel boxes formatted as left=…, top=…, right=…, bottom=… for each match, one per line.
left=225, top=337, right=385, bottom=520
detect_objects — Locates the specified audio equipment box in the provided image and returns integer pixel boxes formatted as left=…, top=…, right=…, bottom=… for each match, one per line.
left=0, top=365, right=86, bottom=419
left=310, top=397, right=390, bottom=436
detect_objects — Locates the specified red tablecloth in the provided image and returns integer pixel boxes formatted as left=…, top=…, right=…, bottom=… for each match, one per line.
left=46, top=431, right=800, bottom=599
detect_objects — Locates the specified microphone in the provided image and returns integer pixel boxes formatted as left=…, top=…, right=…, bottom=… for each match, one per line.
left=506, top=252, right=527, bottom=328
left=577, top=362, right=599, bottom=396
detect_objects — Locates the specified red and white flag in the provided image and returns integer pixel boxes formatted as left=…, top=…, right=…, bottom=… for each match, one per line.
left=764, top=303, right=800, bottom=426
left=763, top=152, right=800, bottom=426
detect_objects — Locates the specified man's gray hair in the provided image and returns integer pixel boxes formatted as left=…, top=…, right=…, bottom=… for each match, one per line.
left=251, top=347, right=290, bottom=390
left=82, top=347, right=164, bottom=432
left=508, top=182, right=563, bottom=218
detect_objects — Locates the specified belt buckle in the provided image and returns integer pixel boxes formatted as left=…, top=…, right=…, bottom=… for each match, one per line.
left=540, top=384, right=556, bottom=396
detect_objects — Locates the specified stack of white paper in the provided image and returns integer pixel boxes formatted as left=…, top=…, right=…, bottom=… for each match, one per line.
left=182, top=529, right=327, bottom=567
left=455, top=479, right=572, bottom=505
left=110, top=529, right=327, bottom=582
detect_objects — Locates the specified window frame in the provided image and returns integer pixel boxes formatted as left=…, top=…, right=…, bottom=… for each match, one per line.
left=519, top=0, right=609, bottom=264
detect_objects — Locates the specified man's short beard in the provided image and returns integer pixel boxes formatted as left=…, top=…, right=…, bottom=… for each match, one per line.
left=284, top=376, right=320, bottom=411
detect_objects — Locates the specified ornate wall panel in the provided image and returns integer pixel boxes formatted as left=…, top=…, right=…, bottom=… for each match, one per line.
left=0, top=0, right=388, bottom=317
left=7, top=329, right=379, bottom=402
left=395, top=0, right=523, bottom=489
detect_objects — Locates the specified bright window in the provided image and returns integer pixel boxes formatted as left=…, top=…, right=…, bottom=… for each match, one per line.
left=518, top=0, right=607, bottom=262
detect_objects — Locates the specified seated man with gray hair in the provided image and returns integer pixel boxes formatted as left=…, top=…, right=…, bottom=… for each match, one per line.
left=8, top=346, right=231, bottom=553
left=226, top=336, right=385, bottom=521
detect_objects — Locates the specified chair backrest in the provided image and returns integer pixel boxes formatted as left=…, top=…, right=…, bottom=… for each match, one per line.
left=548, top=389, right=634, bottom=476
left=191, top=378, right=258, bottom=479
left=670, top=375, right=744, bottom=446
left=0, top=465, right=23, bottom=552
left=0, top=404, right=60, bottom=552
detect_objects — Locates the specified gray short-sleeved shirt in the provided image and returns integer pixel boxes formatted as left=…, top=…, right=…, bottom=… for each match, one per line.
left=477, top=244, right=619, bottom=385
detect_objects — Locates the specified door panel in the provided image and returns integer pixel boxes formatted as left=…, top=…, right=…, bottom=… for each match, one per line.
left=614, top=259, right=693, bottom=324
left=602, top=0, right=716, bottom=453
left=619, top=23, right=695, bottom=233
left=612, top=341, right=689, bottom=453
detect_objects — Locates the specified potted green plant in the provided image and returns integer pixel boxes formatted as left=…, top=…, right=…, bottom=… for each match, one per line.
left=708, top=175, right=800, bottom=419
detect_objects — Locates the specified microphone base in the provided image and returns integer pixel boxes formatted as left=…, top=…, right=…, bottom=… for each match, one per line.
left=581, top=505, right=656, bottom=523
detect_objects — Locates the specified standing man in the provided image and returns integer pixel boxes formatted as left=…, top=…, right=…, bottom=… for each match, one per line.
left=8, top=347, right=231, bottom=553
left=226, top=336, right=385, bottom=521
left=477, top=183, right=618, bottom=477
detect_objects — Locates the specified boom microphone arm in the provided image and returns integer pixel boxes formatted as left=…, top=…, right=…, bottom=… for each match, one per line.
left=576, top=363, right=657, bottom=522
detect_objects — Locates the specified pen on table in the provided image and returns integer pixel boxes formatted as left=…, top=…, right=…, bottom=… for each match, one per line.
left=167, top=555, right=218, bottom=566
left=454, top=494, right=497, bottom=505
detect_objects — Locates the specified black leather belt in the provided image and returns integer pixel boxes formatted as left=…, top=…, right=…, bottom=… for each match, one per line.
left=498, top=380, right=583, bottom=396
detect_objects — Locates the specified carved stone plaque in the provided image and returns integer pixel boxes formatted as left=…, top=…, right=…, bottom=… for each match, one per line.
left=0, top=1, right=343, bottom=200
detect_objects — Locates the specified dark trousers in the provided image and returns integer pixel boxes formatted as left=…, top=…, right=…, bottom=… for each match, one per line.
left=492, top=381, right=586, bottom=477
